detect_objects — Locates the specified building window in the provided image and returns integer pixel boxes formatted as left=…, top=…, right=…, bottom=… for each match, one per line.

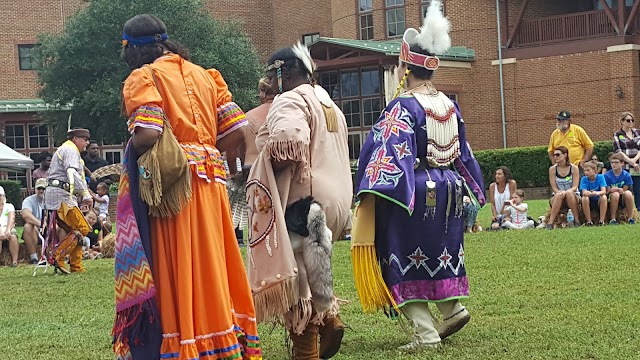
left=302, top=33, right=320, bottom=46
left=386, top=0, right=406, bottom=39
left=5, top=124, right=25, bottom=149
left=348, top=132, right=365, bottom=160
left=446, top=93, right=459, bottom=103
left=359, top=0, right=373, bottom=12
left=18, top=44, right=37, bottom=70
left=362, top=98, right=382, bottom=127
left=594, top=0, right=633, bottom=9
left=359, top=0, right=374, bottom=40
left=28, top=125, right=49, bottom=149
left=342, top=99, right=362, bottom=128
left=341, top=70, right=360, bottom=98
left=422, top=0, right=445, bottom=17
left=359, top=14, right=374, bottom=40
left=104, top=149, right=123, bottom=165
left=361, top=68, right=381, bottom=96
left=319, top=71, right=339, bottom=99
left=6, top=171, right=28, bottom=189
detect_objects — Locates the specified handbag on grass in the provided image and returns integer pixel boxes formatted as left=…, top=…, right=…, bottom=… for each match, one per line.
left=136, top=65, right=192, bottom=218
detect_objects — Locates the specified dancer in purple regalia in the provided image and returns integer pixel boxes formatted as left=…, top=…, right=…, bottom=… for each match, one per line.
left=352, top=0, right=485, bottom=350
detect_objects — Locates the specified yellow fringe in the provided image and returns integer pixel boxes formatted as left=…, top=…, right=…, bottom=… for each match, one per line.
left=253, top=276, right=299, bottom=324
left=322, top=104, right=338, bottom=133
left=263, top=139, right=310, bottom=182
left=351, top=245, right=399, bottom=314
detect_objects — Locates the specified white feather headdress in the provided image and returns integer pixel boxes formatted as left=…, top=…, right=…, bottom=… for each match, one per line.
left=414, top=0, right=451, bottom=55
left=292, top=42, right=317, bottom=76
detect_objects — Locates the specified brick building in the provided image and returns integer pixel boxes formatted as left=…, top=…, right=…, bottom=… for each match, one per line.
left=3, top=0, right=640, bottom=193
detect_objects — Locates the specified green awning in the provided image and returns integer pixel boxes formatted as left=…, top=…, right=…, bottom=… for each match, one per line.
left=0, top=99, right=71, bottom=113
left=311, top=37, right=475, bottom=61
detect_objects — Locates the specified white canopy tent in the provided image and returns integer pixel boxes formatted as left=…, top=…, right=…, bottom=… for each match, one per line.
left=0, top=142, right=34, bottom=172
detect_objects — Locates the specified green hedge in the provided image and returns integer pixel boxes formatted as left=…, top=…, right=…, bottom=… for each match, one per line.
left=0, top=180, right=23, bottom=209
left=350, top=141, right=615, bottom=189
left=474, top=141, right=614, bottom=189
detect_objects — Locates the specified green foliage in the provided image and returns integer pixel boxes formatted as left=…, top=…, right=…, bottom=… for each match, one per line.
left=474, top=141, right=614, bottom=188
left=36, top=0, right=262, bottom=144
left=0, top=180, right=23, bottom=209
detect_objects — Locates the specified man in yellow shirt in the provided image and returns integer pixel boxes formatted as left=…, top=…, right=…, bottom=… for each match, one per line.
left=548, top=111, right=594, bottom=170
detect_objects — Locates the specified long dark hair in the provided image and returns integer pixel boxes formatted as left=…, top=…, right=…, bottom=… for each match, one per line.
left=266, top=47, right=310, bottom=88
left=406, top=44, right=435, bottom=80
left=495, top=166, right=513, bottom=184
left=121, top=14, right=190, bottom=69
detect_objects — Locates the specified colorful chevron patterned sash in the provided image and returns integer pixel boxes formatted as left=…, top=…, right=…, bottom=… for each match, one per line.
left=112, top=141, right=160, bottom=358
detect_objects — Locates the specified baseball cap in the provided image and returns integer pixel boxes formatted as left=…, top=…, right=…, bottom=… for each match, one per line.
left=556, top=111, right=571, bottom=120
left=35, top=178, right=48, bottom=189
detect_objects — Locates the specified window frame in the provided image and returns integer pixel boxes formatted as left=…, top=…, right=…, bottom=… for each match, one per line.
left=385, top=0, right=406, bottom=39
left=302, top=32, right=320, bottom=46
left=103, top=149, right=123, bottom=165
left=421, top=0, right=446, bottom=18
left=5, top=124, right=26, bottom=150
left=18, top=44, right=37, bottom=71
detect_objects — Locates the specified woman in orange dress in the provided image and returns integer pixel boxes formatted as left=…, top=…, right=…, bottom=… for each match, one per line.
left=113, top=14, right=261, bottom=360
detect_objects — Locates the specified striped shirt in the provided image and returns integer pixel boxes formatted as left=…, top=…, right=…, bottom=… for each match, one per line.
left=613, top=128, right=640, bottom=170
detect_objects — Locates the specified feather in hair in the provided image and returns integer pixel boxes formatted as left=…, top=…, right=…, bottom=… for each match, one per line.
left=292, top=41, right=316, bottom=76
left=414, top=0, right=451, bottom=55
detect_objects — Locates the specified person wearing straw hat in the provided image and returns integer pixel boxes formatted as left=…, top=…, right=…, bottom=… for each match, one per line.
left=42, top=128, right=92, bottom=274
left=351, top=0, right=486, bottom=350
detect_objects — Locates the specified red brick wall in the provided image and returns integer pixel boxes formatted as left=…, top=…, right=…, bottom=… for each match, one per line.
left=501, top=49, right=640, bottom=148
left=0, top=0, right=84, bottom=101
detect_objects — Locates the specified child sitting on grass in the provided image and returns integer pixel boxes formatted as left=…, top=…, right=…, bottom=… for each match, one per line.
left=82, top=209, right=104, bottom=260
left=501, top=190, right=535, bottom=229
left=604, top=152, right=636, bottom=225
left=579, top=161, right=608, bottom=226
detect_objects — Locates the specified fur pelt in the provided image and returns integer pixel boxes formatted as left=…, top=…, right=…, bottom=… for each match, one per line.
left=285, top=197, right=334, bottom=313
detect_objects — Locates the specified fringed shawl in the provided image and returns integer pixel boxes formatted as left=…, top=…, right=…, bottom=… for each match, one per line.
left=112, top=141, right=161, bottom=359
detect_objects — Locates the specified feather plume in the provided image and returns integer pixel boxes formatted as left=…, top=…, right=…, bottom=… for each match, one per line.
left=414, top=0, right=451, bottom=55
left=292, top=41, right=316, bottom=76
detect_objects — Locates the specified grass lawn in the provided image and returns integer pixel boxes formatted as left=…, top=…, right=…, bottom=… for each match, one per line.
left=1, top=199, right=639, bottom=359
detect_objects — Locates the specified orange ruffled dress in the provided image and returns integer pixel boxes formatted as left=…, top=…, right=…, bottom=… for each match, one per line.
left=123, top=53, right=262, bottom=360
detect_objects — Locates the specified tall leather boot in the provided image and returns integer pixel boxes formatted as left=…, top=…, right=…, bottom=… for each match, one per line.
left=53, top=232, right=77, bottom=275
left=291, top=323, right=319, bottom=360
left=69, top=244, right=85, bottom=273
left=319, top=315, right=344, bottom=359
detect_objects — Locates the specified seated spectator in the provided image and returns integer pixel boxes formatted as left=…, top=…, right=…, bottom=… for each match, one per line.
left=547, top=146, right=580, bottom=229
left=91, top=182, right=110, bottom=223
left=604, top=153, right=635, bottom=224
left=83, top=209, right=104, bottom=260
left=579, top=161, right=608, bottom=226
left=489, top=166, right=517, bottom=230
left=463, top=195, right=480, bottom=233
left=0, top=186, right=19, bottom=266
left=501, top=190, right=535, bottom=229
left=591, top=154, right=606, bottom=174
left=21, top=178, right=47, bottom=264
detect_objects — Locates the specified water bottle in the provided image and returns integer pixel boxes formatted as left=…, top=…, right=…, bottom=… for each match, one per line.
left=567, top=209, right=574, bottom=227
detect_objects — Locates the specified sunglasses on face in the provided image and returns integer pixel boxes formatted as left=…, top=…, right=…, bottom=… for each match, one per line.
left=36, top=187, right=46, bottom=191
left=625, top=118, right=634, bottom=123
left=553, top=153, right=563, bottom=157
